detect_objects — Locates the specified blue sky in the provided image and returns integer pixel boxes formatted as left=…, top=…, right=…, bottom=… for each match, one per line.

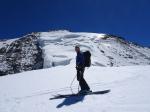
left=0, top=0, right=150, bottom=46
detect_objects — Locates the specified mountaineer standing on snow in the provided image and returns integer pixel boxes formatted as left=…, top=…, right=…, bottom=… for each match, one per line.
left=75, top=45, right=91, bottom=93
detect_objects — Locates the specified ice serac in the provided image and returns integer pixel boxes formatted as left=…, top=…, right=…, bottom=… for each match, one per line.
left=38, top=30, right=150, bottom=68
left=0, top=34, right=43, bottom=76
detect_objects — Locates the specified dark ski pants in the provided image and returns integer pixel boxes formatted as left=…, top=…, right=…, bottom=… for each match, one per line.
left=77, top=68, right=90, bottom=91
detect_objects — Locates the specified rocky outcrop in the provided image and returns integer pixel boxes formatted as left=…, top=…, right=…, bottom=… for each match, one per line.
left=0, top=34, right=43, bottom=76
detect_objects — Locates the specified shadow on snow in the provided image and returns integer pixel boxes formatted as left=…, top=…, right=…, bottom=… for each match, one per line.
left=56, top=95, right=85, bottom=108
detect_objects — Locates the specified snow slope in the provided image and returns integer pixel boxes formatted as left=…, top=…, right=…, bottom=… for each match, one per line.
left=0, top=64, right=150, bottom=112
left=38, top=30, right=150, bottom=68
left=0, top=30, right=150, bottom=111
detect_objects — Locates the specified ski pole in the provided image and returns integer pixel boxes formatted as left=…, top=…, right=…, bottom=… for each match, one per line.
left=70, top=74, right=77, bottom=94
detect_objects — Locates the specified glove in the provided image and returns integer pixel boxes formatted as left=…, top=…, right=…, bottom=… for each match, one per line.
left=76, top=65, right=84, bottom=70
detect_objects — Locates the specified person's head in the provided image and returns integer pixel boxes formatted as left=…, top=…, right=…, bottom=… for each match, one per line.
left=75, top=45, right=80, bottom=53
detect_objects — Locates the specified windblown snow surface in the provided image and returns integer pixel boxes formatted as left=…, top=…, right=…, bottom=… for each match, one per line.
left=0, top=64, right=150, bottom=112
left=0, top=30, right=150, bottom=112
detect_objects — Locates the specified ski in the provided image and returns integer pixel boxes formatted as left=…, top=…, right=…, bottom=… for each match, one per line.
left=50, top=89, right=110, bottom=100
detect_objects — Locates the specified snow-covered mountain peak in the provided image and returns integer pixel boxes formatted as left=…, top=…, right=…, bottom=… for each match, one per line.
left=37, top=31, right=150, bottom=68
left=0, top=31, right=150, bottom=75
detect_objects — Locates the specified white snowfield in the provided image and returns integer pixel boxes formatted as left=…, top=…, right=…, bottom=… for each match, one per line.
left=0, top=64, right=150, bottom=112
left=38, top=30, right=150, bottom=68
left=0, top=30, right=150, bottom=112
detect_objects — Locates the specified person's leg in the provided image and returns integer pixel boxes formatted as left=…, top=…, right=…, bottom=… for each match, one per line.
left=81, top=77, right=90, bottom=90
left=77, top=70, right=81, bottom=81
left=77, top=69, right=84, bottom=90
left=79, top=69, right=90, bottom=91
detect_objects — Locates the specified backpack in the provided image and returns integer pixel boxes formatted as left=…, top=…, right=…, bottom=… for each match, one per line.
left=83, top=51, right=91, bottom=67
